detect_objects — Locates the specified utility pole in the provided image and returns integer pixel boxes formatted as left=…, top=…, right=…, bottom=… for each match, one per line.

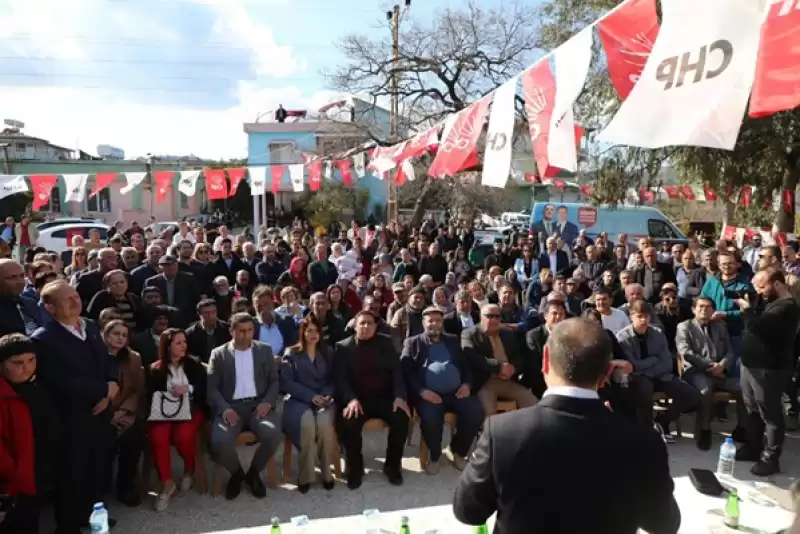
left=386, top=0, right=410, bottom=224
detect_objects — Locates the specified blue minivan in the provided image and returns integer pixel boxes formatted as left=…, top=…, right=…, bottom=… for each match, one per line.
left=529, top=202, right=687, bottom=245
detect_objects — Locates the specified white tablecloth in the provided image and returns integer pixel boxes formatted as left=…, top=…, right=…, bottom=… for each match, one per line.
left=208, top=476, right=793, bottom=533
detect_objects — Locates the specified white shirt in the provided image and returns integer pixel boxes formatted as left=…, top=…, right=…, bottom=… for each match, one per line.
left=542, top=386, right=599, bottom=400
left=258, top=322, right=285, bottom=355
left=232, top=347, right=258, bottom=400
left=59, top=318, right=87, bottom=341
left=166, top=363, right=194, bottom=395
left=601, top=308, right=631, bottom=334
left=548, top=251, right=558, bottom=270
left=458, top=312, right=475, bottom=329
left=172, top=231, right=196, bottom=245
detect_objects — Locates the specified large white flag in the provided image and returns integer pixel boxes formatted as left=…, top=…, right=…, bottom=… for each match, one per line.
left=288, top=164, right=304, bottom=193
left=177, top=170, right=201, bottom=197
left=482, top=76, right=518, bottom=189
left=119, top=172, right=147, bottom=195
left=597, top=0, right=762, bottom=149
left=248, top=166, right=267, bottom=196
left=0, top=175, right=29, bottom=200
left=548, top=27, right=592, bottom=172
left=63, top=174, right=89, bottom=202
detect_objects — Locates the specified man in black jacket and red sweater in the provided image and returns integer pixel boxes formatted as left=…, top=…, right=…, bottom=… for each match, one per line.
left=735, top=268, right=800, bottom=476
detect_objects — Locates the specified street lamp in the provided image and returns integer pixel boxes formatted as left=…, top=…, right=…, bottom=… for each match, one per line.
left=386, top=0, right=410, bottom=223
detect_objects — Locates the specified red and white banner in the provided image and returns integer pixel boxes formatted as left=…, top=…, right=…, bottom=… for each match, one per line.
left=597, top=0, right=659, bottom=100
left=353, top=152, right=367, bottom=178
left=29, top=174, right=57, bottom=211
left=521, top=61, right=557, bottom=178
left=289, top=164, right=305, bottom=193
left=599, top=0, right=763, bottom=150
left=482, top=75, right=518, bottom=189
left=64, top=174, right=89, bottom=202
left=428, top=96, right=490, bottom=178
left=120, top=172, right=146, bottom=195
left=204, top=169, right=227, bottom=200
left=154, top=171, right=174, bottom=204
left=91, top=172, right=118, bottom=197
left=335, top=159, right=353, bottom=185
left=307, top=161, right=322, bottom=192
left=227, top=168, right=247, bottom=197
left=549, top=27, right=592, bottom=172
left=178, top=170, right=201, bottom=197
left=393, top=125, right=440, bottom=161
left=749, top=0, right=800, bottom=118
left=269, top=165, right=285, bottom=195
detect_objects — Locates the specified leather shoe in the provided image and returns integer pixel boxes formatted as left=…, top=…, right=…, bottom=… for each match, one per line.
left=298, top=483, right=310, bottom=494
left=245, top=468, right=267, bottom=499
left=322, top=480, right=335, bottom=491
left=226, top=468, right=245, bottom=500
left=383, top=467, right=403, bottom=486
left=751, top=457, right=780, bottom=477
left=347, top=475, right=362, bottom=490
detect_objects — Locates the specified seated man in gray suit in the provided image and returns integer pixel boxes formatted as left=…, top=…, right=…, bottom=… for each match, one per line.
left=677, top=296, right=746, bottom=451
left=208, top=312, right=283, bottom=500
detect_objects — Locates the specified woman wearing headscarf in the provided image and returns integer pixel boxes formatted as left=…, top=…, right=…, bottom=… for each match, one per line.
left=277, top=257, right=311, bottom=300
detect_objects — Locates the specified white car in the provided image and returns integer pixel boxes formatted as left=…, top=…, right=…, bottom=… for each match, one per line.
left=37, top=223, right=111, bottom=253
left=37, top=217, right=102, bottom=232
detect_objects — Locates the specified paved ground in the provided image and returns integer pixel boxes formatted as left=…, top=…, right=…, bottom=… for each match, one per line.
left=43, top=414, right=800, bottom=534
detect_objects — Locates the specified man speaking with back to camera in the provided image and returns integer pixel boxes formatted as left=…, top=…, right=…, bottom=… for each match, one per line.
left=453, top=317, right=680, bottom=534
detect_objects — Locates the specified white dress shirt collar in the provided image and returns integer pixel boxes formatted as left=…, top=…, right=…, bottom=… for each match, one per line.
left=59, top=318, right=87, bottom=341
left=542, top=386, right=599, bottom=400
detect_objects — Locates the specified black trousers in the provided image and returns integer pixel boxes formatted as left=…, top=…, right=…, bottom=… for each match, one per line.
left=741, top=364, right=792, bottom=459
left=339, top=396, right=409, bottom=478
left=106, top=417, right=146, bottom=496
left=56, top=413, right=115, bottom=533
left=0, top=495, right=38, bottom=534
left=629, top=374, right=700, bottom=429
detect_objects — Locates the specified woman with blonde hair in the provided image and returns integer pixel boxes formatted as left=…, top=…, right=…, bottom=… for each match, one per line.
left=64, top=246, right=88, bottom=277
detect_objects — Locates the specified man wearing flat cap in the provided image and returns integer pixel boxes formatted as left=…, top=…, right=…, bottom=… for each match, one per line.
left=144, top=255, right=199, bottom=326
left=401, top=306, right=483, bottom=475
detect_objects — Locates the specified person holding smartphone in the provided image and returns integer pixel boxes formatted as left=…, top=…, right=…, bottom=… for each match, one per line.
left=279, top=316, right=337, bottom=494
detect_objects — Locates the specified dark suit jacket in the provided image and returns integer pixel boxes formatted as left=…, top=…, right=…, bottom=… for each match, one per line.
left=144, top=272, right=200, bottom=325
left=185, top=320, right=232, bottom=363
left=212, top=254, right=248, bottom=286
left=129, top=263, right=159, bottom=296
left=131, top=329, right=160, bottom=370
left=333, top=334, right=405, bottom=404
left=523, top=326, right=549, bottom=398
left=443, top=310, right=479, bottom=338
left=400, top=333, right=472, bottom=402
left=537, top=250, right=569, bottom=274
left=633, top=263, right=677, bottom=304
left=453, top=394, right=681, bottom=534
left=460, top=326, right=523, bottom=392
left=31, top=320, right=118, bottom=418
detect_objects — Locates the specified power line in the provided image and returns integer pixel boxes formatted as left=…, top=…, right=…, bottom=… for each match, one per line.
left=1, top=35, right=338, bottom=50
left=0, top=56, right=320, bottom=69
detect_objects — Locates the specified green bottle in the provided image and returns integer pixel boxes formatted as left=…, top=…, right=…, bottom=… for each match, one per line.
left=270, top=517, right=281, bottom=533
left=724, top=489, right=740, bottom=529
left=399, top=515, right=410, bottom=534
left=474, top=524, right=489, bottom=534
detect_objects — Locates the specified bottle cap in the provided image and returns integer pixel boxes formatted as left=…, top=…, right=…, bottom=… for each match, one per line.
left=401, top=515, right=409, bottom=522
left=93, top=502, right=105, bottom=510
left=271, top=517, right=280, bottom=525
left=725, top=437, right=733, bottom=443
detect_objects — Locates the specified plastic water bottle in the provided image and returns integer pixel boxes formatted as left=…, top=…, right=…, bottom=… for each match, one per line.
left=89, top=502, right=109, bottom=534
left=362, top=509, right=380, bottom=534
left=270, top=517, right=281, bottom=533
left=399, top=516, right=411, bottom=534
left=717, top=437, right=736, bottom=477
left=474, top=525, right=489, bottom=534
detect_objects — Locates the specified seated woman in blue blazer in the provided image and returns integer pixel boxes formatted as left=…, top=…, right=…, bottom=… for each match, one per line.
left=279, top=316, right=336, bottom=494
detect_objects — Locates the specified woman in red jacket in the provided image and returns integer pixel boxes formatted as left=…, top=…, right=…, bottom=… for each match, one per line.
left=0, top=333, right=38, bottom=534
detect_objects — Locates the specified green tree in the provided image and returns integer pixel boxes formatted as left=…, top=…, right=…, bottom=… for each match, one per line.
left=536, top=0, right=800, bottom=231
left=326, top=1, right=538, bottom=225
left=298, top=182, right=370, bottom=229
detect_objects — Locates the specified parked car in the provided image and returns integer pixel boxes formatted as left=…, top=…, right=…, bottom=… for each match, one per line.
left=37, top=223, right=110, bottom=253
left=36, top=217, right=102, bottom=232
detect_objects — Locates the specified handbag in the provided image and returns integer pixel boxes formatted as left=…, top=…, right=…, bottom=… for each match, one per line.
left=148, top=391, right=192, bottom=422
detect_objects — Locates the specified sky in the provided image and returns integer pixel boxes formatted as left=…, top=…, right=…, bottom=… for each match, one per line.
left=0, top=0, right=492, bottom=160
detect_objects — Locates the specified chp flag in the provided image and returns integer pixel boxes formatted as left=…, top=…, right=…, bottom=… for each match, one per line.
left=0, top=175, right=28, bottom=200
left=597, top=0, right=763, bottom=150
left=178, top=170, right=202, bottom=197
left=63, top=173, right=89, bottom=202
left=749, top=0, right=800, bottom=117
left=481, top=75, right=518, bottom=189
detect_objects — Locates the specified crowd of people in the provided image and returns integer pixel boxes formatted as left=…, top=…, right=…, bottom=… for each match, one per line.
left=0, top=212, right=799, bottom=534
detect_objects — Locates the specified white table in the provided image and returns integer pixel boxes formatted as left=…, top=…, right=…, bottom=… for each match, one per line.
left=208, top=476, right=794, bottom=533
